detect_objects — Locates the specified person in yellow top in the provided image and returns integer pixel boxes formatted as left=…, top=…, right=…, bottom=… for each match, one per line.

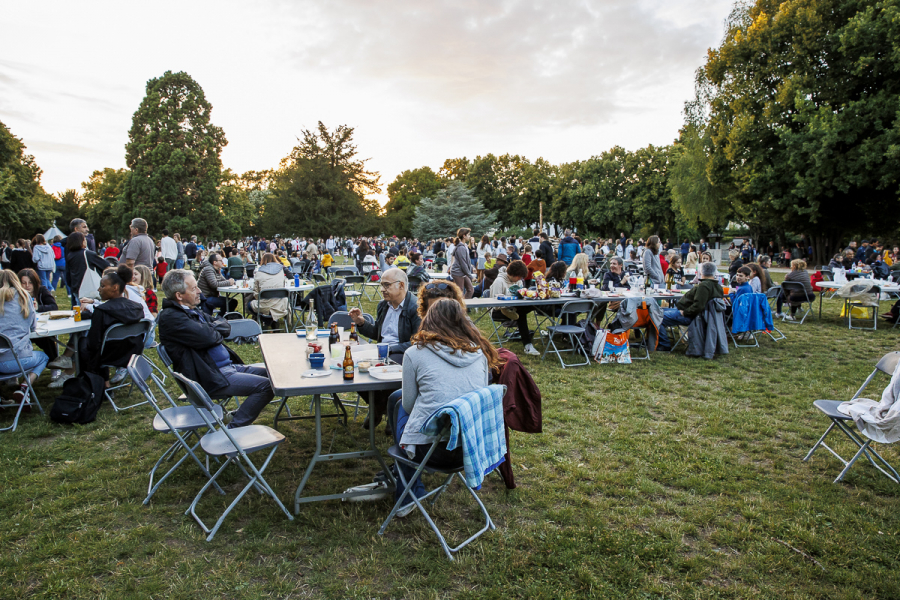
left=394, top=249, right=410, bottom=271
left=483, top=251, right=495, bottom=271
left=277, top=252, right=291, bottom=267
left=321, top=252, right=333, bottom=269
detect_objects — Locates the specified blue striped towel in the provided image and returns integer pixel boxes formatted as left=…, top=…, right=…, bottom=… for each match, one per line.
left=421, top=384, right=507, bottom=488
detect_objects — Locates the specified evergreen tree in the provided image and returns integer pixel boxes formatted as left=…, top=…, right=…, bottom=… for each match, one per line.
left=122, top=71, right=227, bottom=239
left=384, top=166, right=443, bottom=237
left=412, top=181, right=497, bottom=240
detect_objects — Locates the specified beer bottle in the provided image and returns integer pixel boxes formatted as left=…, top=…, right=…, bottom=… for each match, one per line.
left=348, top=323, right=359, bottom=343
left=329, top=322, right=339, bottom=351
left=342, top=344, right=355, bottom=380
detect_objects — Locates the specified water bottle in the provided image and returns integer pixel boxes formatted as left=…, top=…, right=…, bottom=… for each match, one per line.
left=242, top=271, right=248, bottom=288
left=294, top=273, right=300, bottom=288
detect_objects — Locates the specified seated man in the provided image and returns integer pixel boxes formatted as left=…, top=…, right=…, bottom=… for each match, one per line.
left=657, top=261, right=724, bottom=350
left=197, top=252, right=237, bottom=316
left=158, top=269, right=274, bottom=428
left=348, top=267, right=421, bottom=429
left=489, top=260, right=539, bottom=355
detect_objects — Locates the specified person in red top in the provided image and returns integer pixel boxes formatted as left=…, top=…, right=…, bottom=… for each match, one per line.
left=103, top=239, right=120, bottom=259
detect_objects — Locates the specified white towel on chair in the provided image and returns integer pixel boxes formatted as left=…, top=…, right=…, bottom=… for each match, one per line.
left=839, top=359, right=900, bottom=443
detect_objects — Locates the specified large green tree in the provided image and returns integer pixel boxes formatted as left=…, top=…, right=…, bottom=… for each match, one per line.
left=384, top=166, right=443, bottom=237
left=121, top=70, right=228, bottom=239
left=466, top=153, right=529, bottom=229
left=82, top=168, right=130, bottom=242
left=412, top=181, right=497, bottom=240
left=0, top=120, right=58, bottom=240
left=263, top=122, right=382, bottom=237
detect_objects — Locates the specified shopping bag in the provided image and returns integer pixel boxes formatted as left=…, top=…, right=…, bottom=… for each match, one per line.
left=593, top=329, right=632, bottom=364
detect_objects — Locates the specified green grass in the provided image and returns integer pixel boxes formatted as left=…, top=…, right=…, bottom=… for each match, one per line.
left=2, top=264, right=899, bottom=599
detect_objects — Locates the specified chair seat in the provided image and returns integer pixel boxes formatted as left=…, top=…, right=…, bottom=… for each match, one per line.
left=813, top=399, right=852, bottom=420
left=345, top=291, right=362, bottom=297
left=386, top=444, right=464, bottom=475
left=249, top=362, right=266, bottom=369
left=201, top=425, right=285, bottom=457
left=153, top=405, right=224, bottom=433
left=546, top=325, right=585, bottom=335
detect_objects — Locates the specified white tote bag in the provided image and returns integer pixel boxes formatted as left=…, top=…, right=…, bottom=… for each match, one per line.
left=78, top=252, right=102, bottom=301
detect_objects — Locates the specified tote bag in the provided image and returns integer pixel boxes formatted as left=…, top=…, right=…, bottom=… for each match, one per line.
left=592, top=328, right=632, bottom=365
left=78, top=252, right=102, bottom=301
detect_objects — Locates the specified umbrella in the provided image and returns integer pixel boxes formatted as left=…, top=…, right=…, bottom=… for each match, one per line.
left=44, top=221, right=64, bottom=241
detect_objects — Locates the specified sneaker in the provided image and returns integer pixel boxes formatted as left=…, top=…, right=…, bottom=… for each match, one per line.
left=395, top=502, right=417, bottom=518
left=48, top=373, right=74, bottom=389
left=51, top=369, right=62, bottom=381
left=12, top=384, right=28, bottom=405
left=110, top=368, right=128, bottom=385
left=523, top=343, right=540, bottom=356
left=783, top=315, right=795, bottom=321
left=342, top=481, right=394, bottom=502
left=48, top=356, right=73, bottom=370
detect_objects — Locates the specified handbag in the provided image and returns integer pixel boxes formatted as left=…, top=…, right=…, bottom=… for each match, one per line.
left=592, top=328, right=632, bottom=364
left=78, top=252, right=102, bottom=301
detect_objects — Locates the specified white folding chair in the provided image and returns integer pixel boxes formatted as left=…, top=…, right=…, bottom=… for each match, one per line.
left=172, top=371, right=293, bottom=541
left=540, top=301, right=595, bottom=368
left=127, top=355, right=225, bottom=504
left=0, top=332, right=45, bottom=433
left=100, top=319, right=154, bottom=412
left=804, top=351, right=900, bottom=484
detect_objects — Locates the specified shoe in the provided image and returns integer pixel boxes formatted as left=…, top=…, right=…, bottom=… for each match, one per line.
left=395, top=502, right=417, bottom=518
left=12, top=384, right=28, bottom=405
left=49, top=373, right=74, bottom=389
left=48, top=356, right=73, bottom=370
left=523, top=344, right=540, bottom=356
left=51, top=369, right=62, bottom=381
left=501, top=320, right=518, bottom=329
left=362, top=411, right=383, bottom=430
left=783, top=315, right=795, bottom=321
left=773, top=312, right=784, bottom=319
left=342, top=481, right=394, bottom=502
left=110, top=368, right=128, bottom=385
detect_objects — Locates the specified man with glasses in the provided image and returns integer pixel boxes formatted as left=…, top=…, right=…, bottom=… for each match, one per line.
left=348, top=267, right=421, bottom=431
left=198, top=252, right=237, bottom=316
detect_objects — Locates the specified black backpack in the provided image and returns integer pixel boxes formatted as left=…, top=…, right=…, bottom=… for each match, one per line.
left=50, top=372, right=106, bottom=425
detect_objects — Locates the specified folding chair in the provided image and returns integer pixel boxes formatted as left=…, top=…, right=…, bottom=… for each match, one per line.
left=780, top=281, right=816, bottom=324
left=256, top=288, right=291, bottom=333
left=225, top=318, right=262, bottom=345
left=804, top=351, right=900, bottom=484
left=127, top=355, right=225, bottom=504
left=312, top=273, right=327, bottom=286
left=101, top=319, right=154, bottom=412
left=333, top=268, right=357, bottom=279
left=172, top=371, right=293, bottom=541
left=228, top=265, right=246, bottom=280
left=343, top=275, right=366, bottom=308
left=363, top=270, right=382, bottom=301
left=0, top=332, right=45, bottom=433
left=540, top=300, right=595, bottom=368
left=846, top=284, right=880, bottom=331
left=407, top=274, right=425, bottom=294
left=378, top=390, right=500, bottom=561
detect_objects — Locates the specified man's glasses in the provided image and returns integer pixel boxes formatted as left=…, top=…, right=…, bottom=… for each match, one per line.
left=424, top=282, right=450, bottom=291
left=379, top=281, right=401, bottom=289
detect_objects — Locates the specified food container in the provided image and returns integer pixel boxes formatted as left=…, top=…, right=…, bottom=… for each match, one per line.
left=358, top=361, right=371, bottom=373
left=308, top=353, right=326, bottom=368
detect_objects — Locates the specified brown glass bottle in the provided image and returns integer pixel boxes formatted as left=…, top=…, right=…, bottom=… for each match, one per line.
left=342, top=344, right=354, bottom=380
left=329, top=322, right=339, bottom=351
left=348, top=323, right=359, bottom=343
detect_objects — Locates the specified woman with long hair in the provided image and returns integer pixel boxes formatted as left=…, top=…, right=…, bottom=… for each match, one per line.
left=476, top=234, right=490, bottom=284
left=416, top=280, right=465, bottom=319
left=387, top=298, right=503, bottom=515
left=745, top=262, right=769, bottom=293
left=642, top=236, right=664, bottom=287
left=0, top=270, right=48, bottom=406
left=64, top=231, right=108, bottom=307
left=449, top=227, right=474, bottom=298
left=566, top=253, right=591, bottom=279
left=31, top=234, right=56, bottom=290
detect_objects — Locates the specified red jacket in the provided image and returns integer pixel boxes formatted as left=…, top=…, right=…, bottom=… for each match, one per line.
left=492, top=349, right=543, bottom=489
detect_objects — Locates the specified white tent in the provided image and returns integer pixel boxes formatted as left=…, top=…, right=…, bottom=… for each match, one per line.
left=44, top=221, right=64, bottom=241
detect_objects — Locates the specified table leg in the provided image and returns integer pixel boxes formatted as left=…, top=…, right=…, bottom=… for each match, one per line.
left=819, top=290, right=823, bottom=319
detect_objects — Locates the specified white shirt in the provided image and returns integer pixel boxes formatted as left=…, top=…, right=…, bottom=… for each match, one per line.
left=160, top=236, right=178, bottom=261
left=381, top=297, right=406, bottom=346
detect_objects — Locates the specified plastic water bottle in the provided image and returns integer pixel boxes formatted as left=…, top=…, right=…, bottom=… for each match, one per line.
left=294, top=273, right=300, bottom=288
left=242, top=271, right=248, bottom=288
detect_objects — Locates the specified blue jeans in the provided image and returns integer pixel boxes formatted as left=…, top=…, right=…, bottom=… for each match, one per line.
left=0, top=350, right=49, bottom=380
left=657, top=308, right=692, bottom=349
left=38, top=270, right=52, bottom=291
left=174, top=259, right=184, bottom=270
left=217, top=364, right=275, bottom=427
left=51, top=269, right=70, bottom=296
left=203, top=296, right=237, bottom=315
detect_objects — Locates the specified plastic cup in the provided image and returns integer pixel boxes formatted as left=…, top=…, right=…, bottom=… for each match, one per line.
left=377, top=343, right=389, bottom=360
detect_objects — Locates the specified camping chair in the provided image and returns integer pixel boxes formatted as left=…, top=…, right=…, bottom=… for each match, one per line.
left=779, top=281, right=816, bottom=324
left=845, top=284, right=881, bottom=331
left=172, top=372, right=293, bottom=541
left=127, top=355, right=225, bottom=504
left=378, top=387, right=503, bottom=561
left=803, top=351, right=900, bottom=484
left=540, top=300, right=595, bottom=368
left=0, top=332, right=45, bottom=433
left=101, top=319, right=154, bottom=412
left=256, top=288, right=291, bottom=333
left=343, top=275, right=366, bottom=308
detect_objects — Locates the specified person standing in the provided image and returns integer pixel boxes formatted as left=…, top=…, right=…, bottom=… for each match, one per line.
left=449, top=227, right=475, bottom=299
left=642, top=236, right=665, bottom=287
left=173, top=233, right=185, bottom=269
left=31, top=234, right=56, bottom=290
left=124, top=218, right=155, bottom=269
left=539, top=232, right=555, bottom=265
left=160, top=229, right=177, bottom=271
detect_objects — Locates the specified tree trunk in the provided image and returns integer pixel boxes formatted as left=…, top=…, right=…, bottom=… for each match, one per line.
left=809, top=232, right=838, bottom=267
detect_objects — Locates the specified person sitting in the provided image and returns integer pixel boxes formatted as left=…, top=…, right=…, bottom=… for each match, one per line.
left=506, top=244, right=521, bottom=262
left=526, top=248, right=547, bottom=283
left=134, top=265, right=158, bottom=316
left=657, top=261, right=724, bottom=351
left=745, top=263, right=768, bottom=294
left=728, top=249, right=744, bottom=279
left=728, top=266, right=753, bottom=304
left=775, top=259, right=815, bottom=321
left=197, top=252, right=237, bottom=316
left=348, top=268, right=422, bottom=429
left=157, top=269, right=274, bottom=428
left=756, top=255, right=775, bottom=289
left=433, top=251, right=447, bottom=273
left=406, top=252, right=430, bottom=281
left=546, top=260, right=568, bottom=284
left=76, top=265, right=147, bottom=385
left=691, top=252, right=714, bottom=285
left=666, top=256, right=685, bottom=285
left=394, top=249, right=410, bottom=271
left=565, top=253, right=591, bottom=282
left=362, top=250, right=378, bottom=275
left=828, top=253, right=843, bottom=270
left=475, top=252, right=509, bottom=297
left=601, top=256, right=631, bottom=291
left=483, top=251, right=495, bottom=271
left=248, top=253, right=290, bottom=325
left=385, top=298, right=503, bottom=516
left=0, top=271, right=49, bottom=406
left=416, top=280, right=465, bottom=318
left=490, top=260, right=539, bottom=356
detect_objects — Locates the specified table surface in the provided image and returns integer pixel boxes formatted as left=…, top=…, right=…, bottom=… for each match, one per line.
left=259, top=334, right=403, bottom=396
left=816, top=280, right=899, bottom=290
left=30, top=316, right=91, bottom=339
left=465, top=291, right=687, bottom=310
left=219, top=281, right=315, bottom=294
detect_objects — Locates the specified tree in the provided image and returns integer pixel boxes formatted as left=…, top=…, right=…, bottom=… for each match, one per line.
left=218, top=169, right=259, bottom=239
left=412, top=181, right=497, bottom=240
left=263, top=122, right=383, bottom=237
left=121, top=70, right=228, bottom=239
left=384, top=166, right=443, bottom=237
left=52, top=190, right=84, bottom=234
left=0, top=120, right=58, bottom=241
left=438, top=157, right=470, bottom=182
left=466, top=153, right=527, bottom=229
left=514, top=158, right=557, bottom=229
left=82, top=168, right=130, bottom=242
left=628, top=145, right=679, bottom=238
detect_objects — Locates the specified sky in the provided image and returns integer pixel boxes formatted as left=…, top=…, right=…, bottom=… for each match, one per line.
left=1, top=0, right=735, bottom=205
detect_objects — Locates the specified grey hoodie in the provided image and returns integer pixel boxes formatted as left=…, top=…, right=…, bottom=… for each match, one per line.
left=400, top=343, right=490, bottom=446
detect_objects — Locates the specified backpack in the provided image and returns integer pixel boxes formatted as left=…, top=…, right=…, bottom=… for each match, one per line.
left=53, top=244, right=62, bottom=260
left=49, top=371, right=106, bottom=425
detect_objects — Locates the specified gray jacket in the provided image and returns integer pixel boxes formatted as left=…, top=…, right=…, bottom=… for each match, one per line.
left=610, top=296, right=664, bottom=351
left=642, top=248, right=664, bottom=286
left=686, top=298, right=729, bottom=359
left=0, top=299, right=37, bottom=362
left=400, top=343, right=490, bottom=446
left=198, top=260, right=230, bottom=298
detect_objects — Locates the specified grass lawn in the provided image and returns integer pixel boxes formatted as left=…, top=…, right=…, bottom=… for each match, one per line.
left=2, top=264, right=899, bottom=599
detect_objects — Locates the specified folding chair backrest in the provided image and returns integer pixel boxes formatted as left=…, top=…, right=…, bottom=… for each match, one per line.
left=228, top=265, right=245, bottom=280
left=313, top=274, right=327, bottom=285
left=245, top=264, right=256, bottom=278
left=875, top=351, right=900, bottom=376
left=225, top=319, right=263, bottom=340
left=334, top=269, right=355, bottom=278
left=780, top=281, right=809, bottom=296
left=363, top=313, right=375, bottom=326
left=172, top=371, right=221, bottom=425
left=259, top=288, right=290, bottom=301
left=290, top=264, right=305, bottom=275
left=328, top=311, right=354, bottom=329
left=407, top=275, right=424, bottom=293
left=559, top=300, right=595, bottom=317
left=0, top=332, right=24, bottom=374
left=766, top=285, right=782, bottom=300
left=345, top=275, right=365, bottom=285
left=100, top=319, right=152, bottom=358
left=821, top=270, right=834, bottom=281
left=156, top=344, right=174, bottom=370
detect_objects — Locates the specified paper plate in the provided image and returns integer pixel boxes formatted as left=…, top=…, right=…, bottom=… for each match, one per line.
left=368, top=365, right=403, bottom=381
left=301, top=369, right=331, bottom=378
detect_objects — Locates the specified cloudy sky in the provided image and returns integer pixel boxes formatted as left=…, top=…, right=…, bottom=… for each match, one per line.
left=1, top=0, right=734, bottom=204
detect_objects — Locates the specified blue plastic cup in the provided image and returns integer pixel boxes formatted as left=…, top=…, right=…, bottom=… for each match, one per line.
left=377, top=343, right=389, bottom=360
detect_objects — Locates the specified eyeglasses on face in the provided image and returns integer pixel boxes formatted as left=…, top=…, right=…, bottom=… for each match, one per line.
left=424, top=282, right=450, bottom=291
left=380, top=280, right=401, bottom=289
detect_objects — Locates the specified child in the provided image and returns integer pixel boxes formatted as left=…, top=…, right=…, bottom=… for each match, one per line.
left=321, top=252, right=333, bottom=269
left=484, top=251, right=495, bottom=270
left=434, top=251, right=447, bottom=273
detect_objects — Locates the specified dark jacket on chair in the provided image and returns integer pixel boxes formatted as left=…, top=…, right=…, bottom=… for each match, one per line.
left=157, top=299, right=244, bottom=394
left=358, top=291, right=421, bottom=355
left=686, top=298, right=729, bottom=359
left=492, top=348, right=543, bottom=489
